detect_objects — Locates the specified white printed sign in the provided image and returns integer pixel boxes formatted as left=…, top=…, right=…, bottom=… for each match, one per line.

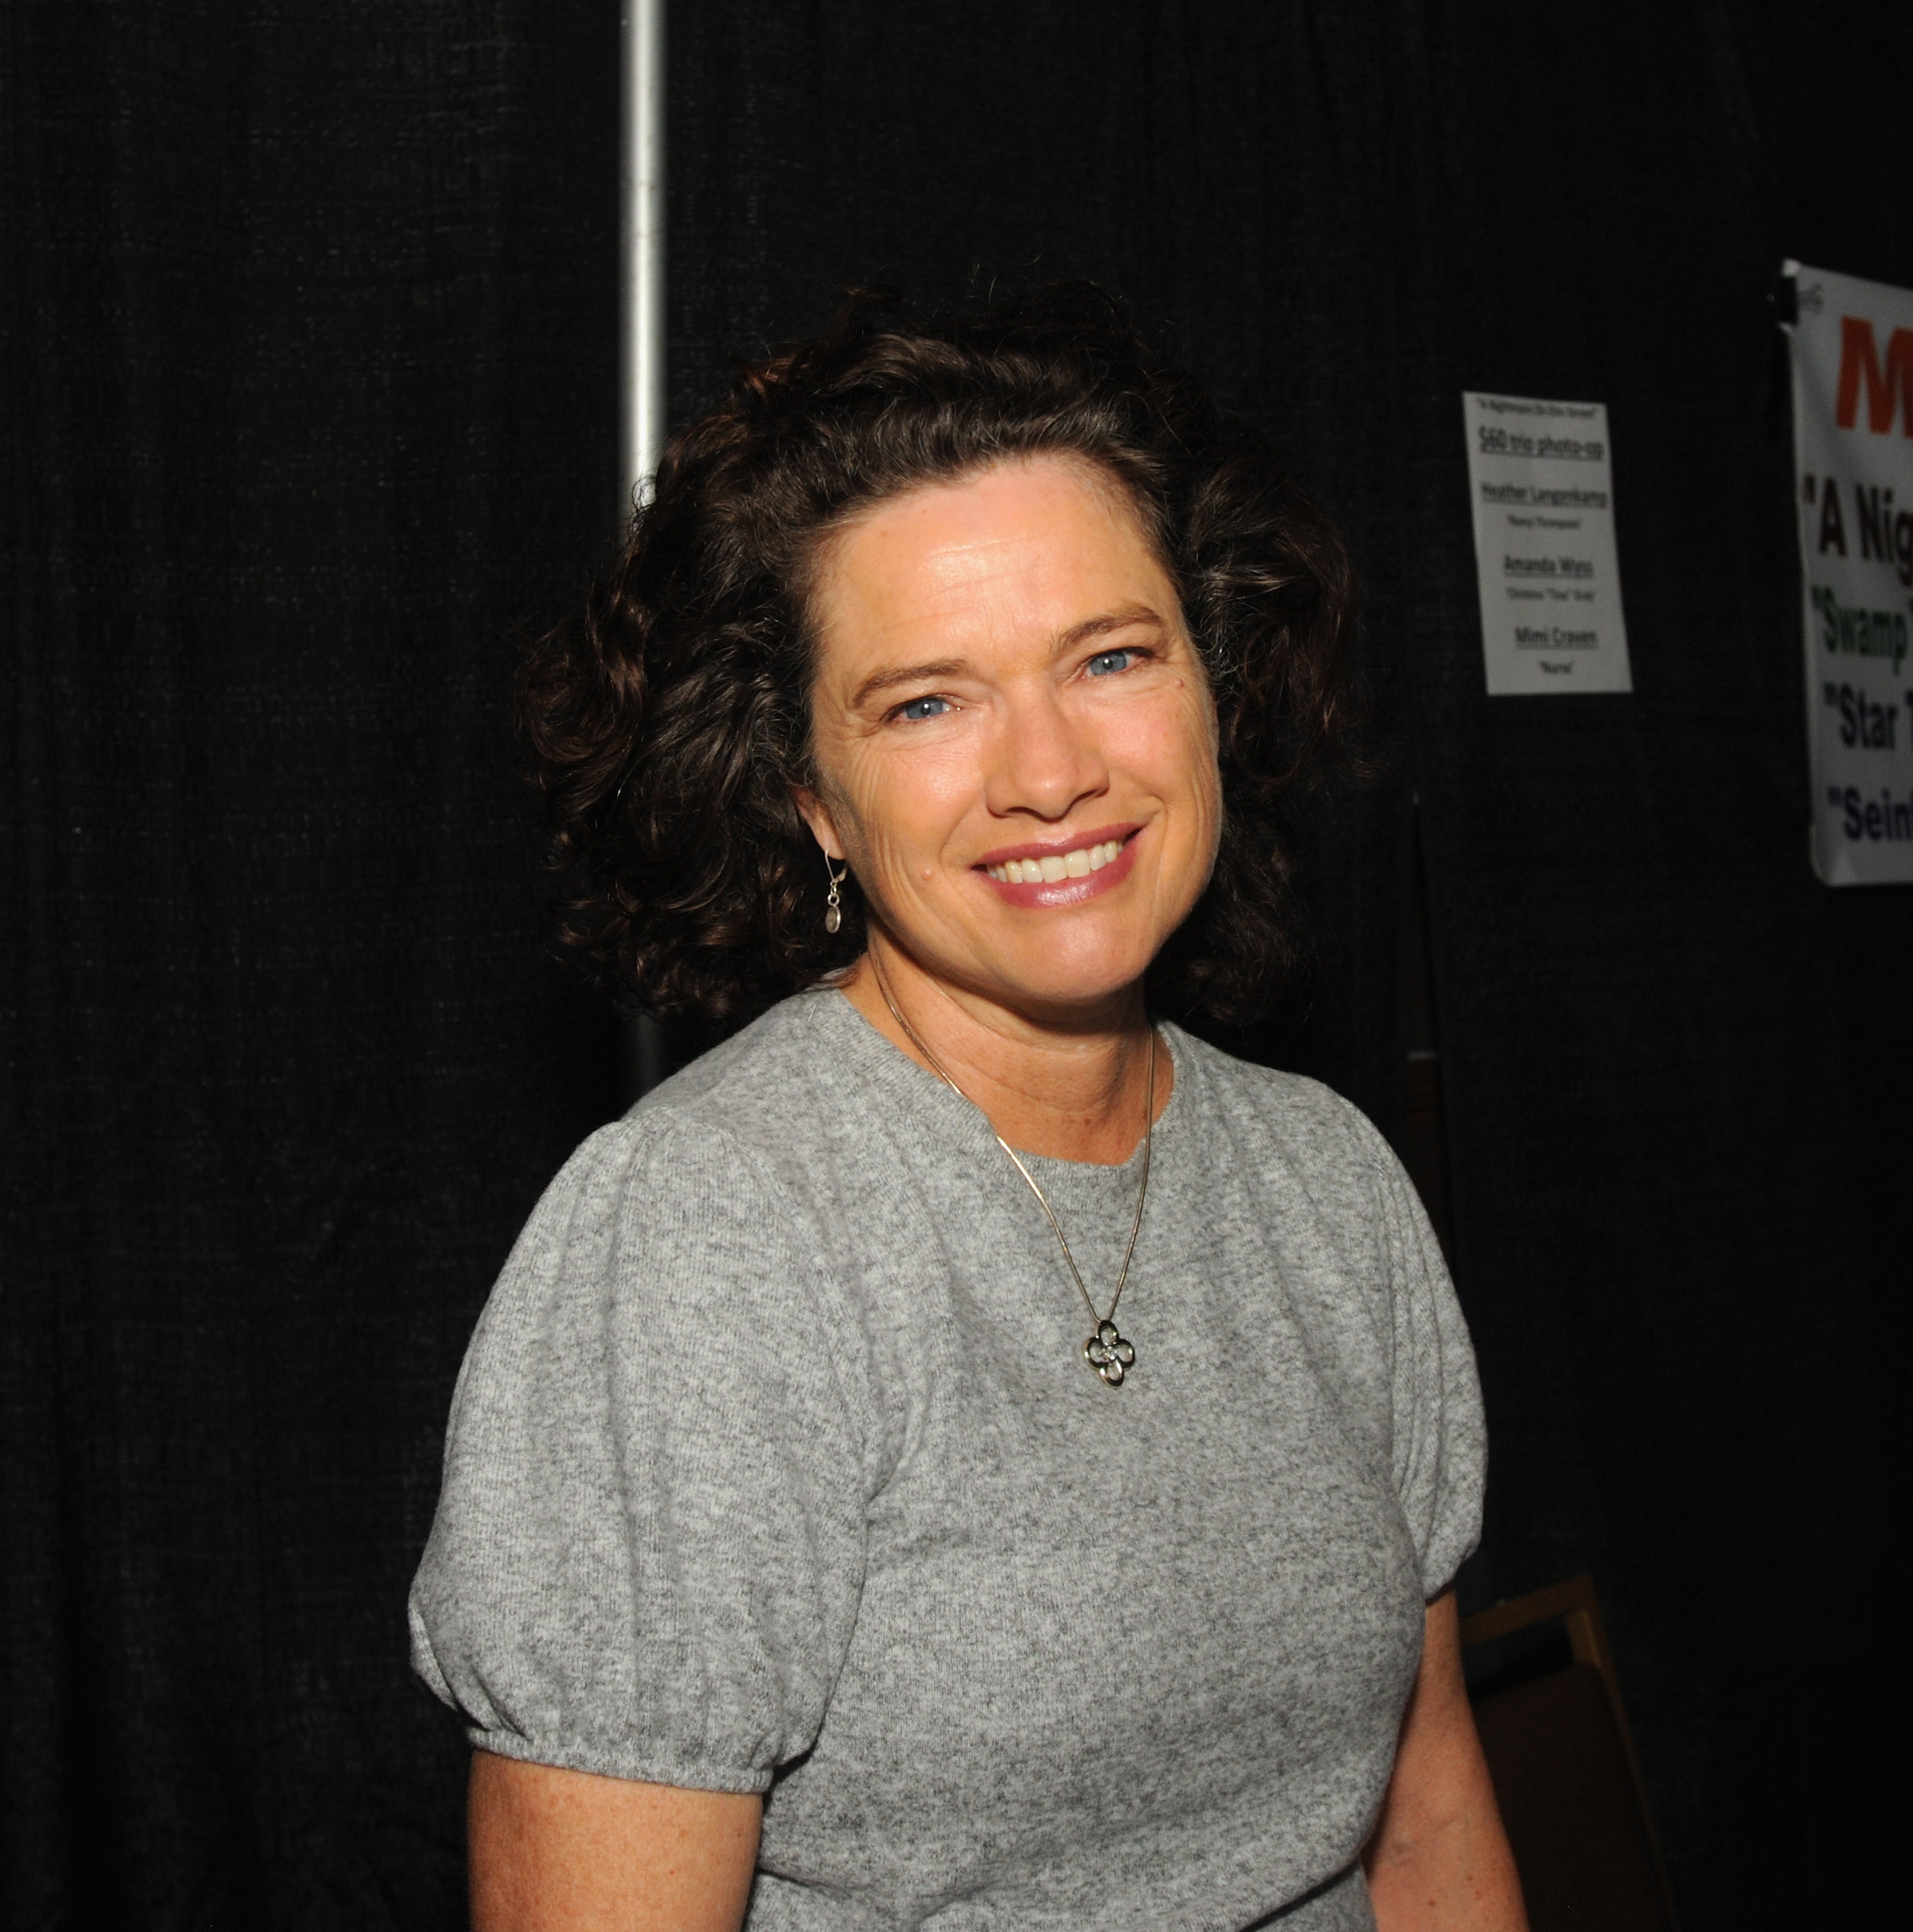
left=1463, top=392, right=1634, bottom=696
left=1784, top=261, right=1913, bottom=886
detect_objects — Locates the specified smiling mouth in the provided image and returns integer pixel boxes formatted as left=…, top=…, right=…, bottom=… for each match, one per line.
left=980, top=832, right=1131, bottom=886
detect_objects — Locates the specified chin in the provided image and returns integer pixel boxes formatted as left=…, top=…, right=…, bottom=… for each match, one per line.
left=994, top=896, right=1194, bottom=1001
left=996, top=945, right=1159, bottom=1013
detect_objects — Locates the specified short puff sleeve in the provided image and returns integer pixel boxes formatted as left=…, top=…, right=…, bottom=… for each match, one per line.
left=408, top=1113, right=874, bottom=1792
left=1353, top=1109, right=1486, bottom=1600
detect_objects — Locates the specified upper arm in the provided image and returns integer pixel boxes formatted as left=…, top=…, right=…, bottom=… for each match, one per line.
left=1364, top=1595, right=1527, bottom=1931
left=469, top=1750, right=762, bottom=1932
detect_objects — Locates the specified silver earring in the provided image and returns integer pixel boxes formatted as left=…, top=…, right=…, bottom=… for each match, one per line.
left=824, top=857, right=847, bottom=934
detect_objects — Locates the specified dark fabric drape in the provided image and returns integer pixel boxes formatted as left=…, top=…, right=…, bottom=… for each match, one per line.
left=3, top=6, right=624, bottom=1926
left=6, top=2, right=1907, bottom=1926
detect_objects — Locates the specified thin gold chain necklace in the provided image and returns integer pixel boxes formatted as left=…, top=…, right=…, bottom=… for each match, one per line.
left=868, top=959, right=1155, bottom=1387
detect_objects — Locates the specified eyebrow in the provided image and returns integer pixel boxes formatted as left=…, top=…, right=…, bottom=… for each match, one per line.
left=848, top=658, right=973, bottom=712
left=845, top=605, right=1169, bottom=713
left=1056, top=603, right=1167, bottom=650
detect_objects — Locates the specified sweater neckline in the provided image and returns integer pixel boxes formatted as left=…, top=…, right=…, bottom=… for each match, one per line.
left=810, top=984, right=1187, bottom=1174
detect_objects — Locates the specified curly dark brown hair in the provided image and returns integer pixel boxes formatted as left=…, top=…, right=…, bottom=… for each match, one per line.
left=519, top=283, right=1357, bottom=1033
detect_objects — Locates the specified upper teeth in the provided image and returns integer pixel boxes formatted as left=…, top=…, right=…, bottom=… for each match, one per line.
left=986, top=839, right=1125, bottom=885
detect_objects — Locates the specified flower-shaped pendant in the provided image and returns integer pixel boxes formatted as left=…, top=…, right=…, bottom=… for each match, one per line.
left=1084, top=1319, right=1136, bottom=1386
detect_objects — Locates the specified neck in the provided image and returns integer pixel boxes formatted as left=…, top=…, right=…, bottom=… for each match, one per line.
left=841, top=931, right=1170, bottom=1164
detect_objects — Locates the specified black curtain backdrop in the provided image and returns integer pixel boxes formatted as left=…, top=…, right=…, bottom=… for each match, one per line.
left=3, top=5, right=625, bottom=1925
left=6, top=3, right=1909, bottom=1927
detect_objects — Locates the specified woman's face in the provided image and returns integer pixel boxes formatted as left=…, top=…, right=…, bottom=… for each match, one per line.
left=797, top=454, right=1223, bottom=1022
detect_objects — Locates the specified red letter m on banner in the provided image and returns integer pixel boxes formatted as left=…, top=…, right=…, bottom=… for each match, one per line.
left=1836, top=316, right=1913, bottom=434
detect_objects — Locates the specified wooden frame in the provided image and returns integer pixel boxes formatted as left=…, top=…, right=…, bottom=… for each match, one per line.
left=1461, top=1574, right=1678, bottom=1926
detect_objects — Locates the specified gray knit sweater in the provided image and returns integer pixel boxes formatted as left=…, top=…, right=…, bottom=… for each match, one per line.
left=410, top=989, right=1485, bottom=1930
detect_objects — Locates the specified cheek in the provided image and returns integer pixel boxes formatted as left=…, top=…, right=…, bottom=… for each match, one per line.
left=823, top=737, right=965, bottom=881
left=1121, top=686, right=1222, bottom=824
left=1151, top=692, right=1224, bottom=887
left=1184, top=685, right=1225, bottom=847
left=806, top=733, right=888, bottom=879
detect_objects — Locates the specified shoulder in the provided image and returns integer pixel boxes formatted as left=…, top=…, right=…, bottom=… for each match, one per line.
left=480, top=997, right=868, bottom=1353
left=1163, top=1022, right=1399, bottom=1187
left=624, top=989, right=848, bottom=1166
left=537, top=991, right=848, bottom=1217
left=1160, top=1023, right=1426, bottom=1294
left=461, top=995, right=884, bottom=1454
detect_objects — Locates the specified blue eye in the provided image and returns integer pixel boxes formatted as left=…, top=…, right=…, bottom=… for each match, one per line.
left=896, top=694, right=951, bottom=721
left=1086, top=649, right=1134, bottom=677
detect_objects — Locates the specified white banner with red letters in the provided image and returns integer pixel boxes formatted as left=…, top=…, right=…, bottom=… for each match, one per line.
left=1785, top=261, right=1913, bottom=886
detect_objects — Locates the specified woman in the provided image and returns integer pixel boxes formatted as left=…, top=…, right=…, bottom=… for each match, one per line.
left=411, top=287, right=1526, bottom=1931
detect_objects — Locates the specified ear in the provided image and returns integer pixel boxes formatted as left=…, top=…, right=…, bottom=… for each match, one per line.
left=791, top=784, right=845, bottom=864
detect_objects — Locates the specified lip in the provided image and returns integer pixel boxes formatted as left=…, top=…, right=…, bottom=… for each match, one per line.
left=974, top=824, right=1143, bottom=910
left=974, top=823, right=1140, bottom=868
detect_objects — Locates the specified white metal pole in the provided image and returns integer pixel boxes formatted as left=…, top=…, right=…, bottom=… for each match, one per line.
left=621, top=0, right=667, bottom=516
left=622, top=0, right=670, bottom=1095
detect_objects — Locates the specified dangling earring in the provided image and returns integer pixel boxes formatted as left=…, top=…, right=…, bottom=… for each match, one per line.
left=824, top=855, right=848, bottom=934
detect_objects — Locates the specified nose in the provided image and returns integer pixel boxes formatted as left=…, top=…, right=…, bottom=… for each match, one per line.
left=982, top=681, right=1109, bottom=823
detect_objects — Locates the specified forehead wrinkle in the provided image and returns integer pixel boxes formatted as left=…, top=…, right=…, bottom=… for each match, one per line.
left=809, top=456, right=1184, bottom=712
left=850, top=532, right=1169, bottom=646
left=818, top=542, right=1028, bottom=701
